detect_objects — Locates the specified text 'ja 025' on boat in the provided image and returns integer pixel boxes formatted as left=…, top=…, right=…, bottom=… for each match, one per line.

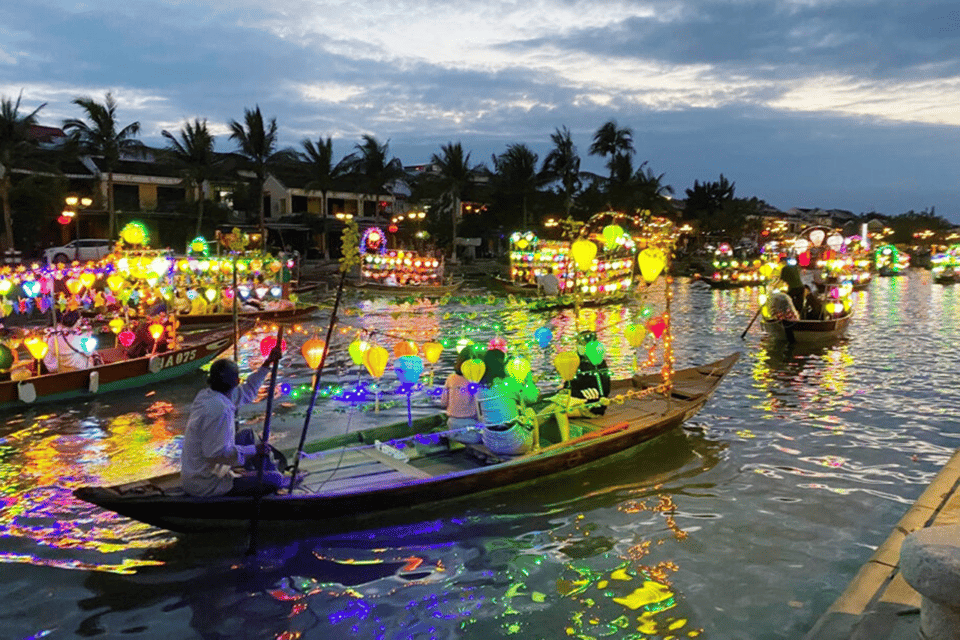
left=352, top=227, right=464, bottom=297
left=0, top=321, right=252, bottom=411
left=72, top=353, right=740, bottom=534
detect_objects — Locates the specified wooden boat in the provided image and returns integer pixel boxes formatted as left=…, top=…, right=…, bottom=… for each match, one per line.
left=176, top=304, right=319, bottom=327
left=0, top=323, right=249, bottom=411
left=527, top=292, right=631, bottom=312
left=761, top=312, right=852, bottom=343
left=490, top=275, right=538, bottom=295
left=73, top=352, right=740, bottom=534
left=352, top=279, right=465, bottom=297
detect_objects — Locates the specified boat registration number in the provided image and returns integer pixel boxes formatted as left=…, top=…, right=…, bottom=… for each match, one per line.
left=157, top=349, right=198, bottom=370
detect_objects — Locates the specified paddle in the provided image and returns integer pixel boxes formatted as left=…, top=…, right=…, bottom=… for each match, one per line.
left=246, top=324, right=284, bottom=556
left=740, top=308, right=762, bottom=339
left=287, top=269, right=347, bottom=494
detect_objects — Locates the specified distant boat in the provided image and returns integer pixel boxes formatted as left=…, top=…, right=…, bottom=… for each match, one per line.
left=761, top=312, right=852, bottom=343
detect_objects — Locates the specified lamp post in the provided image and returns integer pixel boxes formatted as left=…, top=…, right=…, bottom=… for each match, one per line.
left=61, top=195, right=93, bottom=260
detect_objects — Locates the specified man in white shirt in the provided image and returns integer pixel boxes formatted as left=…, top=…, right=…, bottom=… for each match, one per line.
left=180, top=349, right=285, bottom=497
left=44, top=310, right=93, bottom=373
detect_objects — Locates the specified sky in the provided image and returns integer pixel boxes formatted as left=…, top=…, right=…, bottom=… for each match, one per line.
left=2, top=0, right=960, bottom=221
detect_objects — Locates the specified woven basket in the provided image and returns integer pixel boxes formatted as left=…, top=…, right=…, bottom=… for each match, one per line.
left=482, top=422, right=533, bottom=456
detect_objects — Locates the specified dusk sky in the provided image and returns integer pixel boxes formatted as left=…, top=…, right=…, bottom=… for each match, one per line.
left=3, top=1, right=960, bottom=221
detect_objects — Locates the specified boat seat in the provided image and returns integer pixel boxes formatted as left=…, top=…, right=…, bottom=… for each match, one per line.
left=359, top=447, right=432, bottom=479
left=98, top=347, right=127, bottom=364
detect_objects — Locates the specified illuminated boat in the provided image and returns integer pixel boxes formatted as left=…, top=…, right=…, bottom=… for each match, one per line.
left=699, top=243, right=769, bottom=289
left=758, top=282, right=854, bottom=343
left=353, top=228, right=462, bottom=297
left=874, top=244, right=909, bottom=276
left=931, top=246, right=960, bottom=284
left=73, top=352, right=738, bottom=533
left=0, top=323, right=247, bottom=411
left=790, top=226, right=872, bottom=291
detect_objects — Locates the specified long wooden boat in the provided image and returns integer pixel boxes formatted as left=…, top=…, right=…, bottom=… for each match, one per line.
left=73, top=352, right=740, bottom=534
left=352, top=279, right=465, bottom=297
left=0, top=323, right=249, bottom=411
left=176, top=304, right=319, bottom=327
left=527, top=292, right=631, bottom=312
left=490, top=275, right=538, bottom=295
left=761, top=313, right=852, bottom=343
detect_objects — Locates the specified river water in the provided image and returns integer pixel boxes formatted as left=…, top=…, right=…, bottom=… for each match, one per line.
left=2, top=269, right=958, bottom=640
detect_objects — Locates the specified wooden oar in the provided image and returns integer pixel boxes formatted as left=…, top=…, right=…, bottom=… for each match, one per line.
left=287, top=270, right=347, bottom=493
left=740, top=307, right=762, bottom=339
left=246, top=324, right=284, bottom=556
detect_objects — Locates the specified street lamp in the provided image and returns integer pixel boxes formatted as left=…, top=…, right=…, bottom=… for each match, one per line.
left=60, top=195, right=93, bottom=260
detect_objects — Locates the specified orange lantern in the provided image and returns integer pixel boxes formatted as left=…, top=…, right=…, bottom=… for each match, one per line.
left=301, top=337, right=326, bottom=369
left=422, top=342, right=443, bottom=364
left=393, top=340, right=418, bottom=358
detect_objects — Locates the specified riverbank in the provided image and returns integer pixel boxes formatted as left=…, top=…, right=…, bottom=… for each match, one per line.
left=804, top=448, right=960, bottom=639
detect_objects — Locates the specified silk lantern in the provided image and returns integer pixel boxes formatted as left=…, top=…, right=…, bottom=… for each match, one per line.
left=79, top=272, right=95, bottom=289
left=108, top=318, right=124, bottom=334
left=487, top=336, right=507, bottom=353
left=118, top=330, right=135, bottom=348
left=24, top=336, right=48, bottom=361
left=363, top=345, right=389, bottom=379
left=78, top=336, right=97, bottom=355
left=584, top=341, right=605, bottom=366
left=571, top=239, right=597, bottom=271
left=534, top=326, right=553, bottom=349
left=348, top=339, right=369, bottom=365
left=624, top=323, right=647, bottom=347
left=422, top=342, right=443, bottom=364
left=461, top=358, right=486, bottom=383
left=394, top=355, right=424, bottom=384
left=506, top=356, right=531, bottom=382
left=553, top=351, right=580, bottom=382
left=601, top=224, right=624, bottom=250
left=259, top=335, right=287, bottom=358
left=646, top=316, right=667, bottom=339
left=301, top=338, right=326, bottom=369
left=638, top=248, right=666, bottom=283
left=393, top=340, right=418, bottom=358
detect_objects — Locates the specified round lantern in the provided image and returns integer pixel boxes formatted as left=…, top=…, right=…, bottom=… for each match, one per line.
left=393, top=340, right=418, bottom=358
left=638, top=248, right=666, bottom=283
left=259, top=335, right=287, bottom=358
left=583, top=341, right=605, bottom=366
left=624, top=323, right=647, bottom=347
left=78, top=336, right=98, bottom=355
left=505, top=356, right=531, bottom=382
left=571, top=239, right=597, bottom=271
left=301, top=338, right=326, bottom=369
left=487, top=336, right=508, bottom=353
left=363, top=345, right=389, bottom=379
left=394, top=355, right=424, bottom=384
left=118, top=330, right=136, bottom=348
left=348, top=339, right=370, bottom=366
left=422, top=342, right=443, bottom=364
left=534, top=326, right=553, bottom=349
left=120, top=221, right=148, bottom=246
left=461, top=358, right=486, bottom=383
left=601, top=224, right=624, bottom=250
left=553, top=351, right=580, bottom=382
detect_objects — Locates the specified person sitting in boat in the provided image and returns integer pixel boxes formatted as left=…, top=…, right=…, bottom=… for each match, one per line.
left=125, top=317, right=170, bottom=359
left=536, top=273, right=561, bottom=297
left=475, top=349, right=539, bottom=454
left=189, top=293, right=208, bottom=316
left=801, top=285, right=824, bottom=320
left=180, top=351, right=285, bottom=497
left=43, top=310, right=94, bottom=373
left=767, top=290, right=800, bottom=320
left=441, top=350, right=481, bottom=443
left=173, top=290, right=190, bottom=315
left=780, top=255, right=805, bottom=312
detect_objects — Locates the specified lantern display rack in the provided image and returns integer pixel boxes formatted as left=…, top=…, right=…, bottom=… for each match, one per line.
left=874, top=245, right=910, bottom=274
left=361, top=251, right=443, bottom=285
left=706, top=242, right=768, bottom=287
left=507, top=233, right=636, bottom=294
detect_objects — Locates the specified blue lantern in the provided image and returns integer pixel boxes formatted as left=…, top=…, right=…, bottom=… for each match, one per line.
left=394, top=355, right=424, bottom=384
left=534, top=326, right=553, bottom=348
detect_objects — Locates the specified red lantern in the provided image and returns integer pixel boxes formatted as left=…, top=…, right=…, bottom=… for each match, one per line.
left=388, top=224, right=399, bottom=233
left=118, top=330, right=136, bottom=348
left=259, top=335, right=287, bottom=358
left=57, top=215, right=72, bottom=225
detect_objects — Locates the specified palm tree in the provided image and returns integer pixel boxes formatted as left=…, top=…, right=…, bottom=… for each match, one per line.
left=589, top=120, right=634, bottom=181
left=229, top=105, right=287, bottom=236
left=161, top=119, right=217, bottom=237
left=298, top=136, right=350, bottom=258
left=429, top=142, right=481, bottom=261
left=491, top=143, right=547, bottom=229
left=542, top=126, right=581, bottom=217
left=342, top=134, right=405, bottom=217
left=605, top=155, right=674, bottom=214
left=62, top=92, right=142, bottom=239
left=0, top=92, right=45, bottom=252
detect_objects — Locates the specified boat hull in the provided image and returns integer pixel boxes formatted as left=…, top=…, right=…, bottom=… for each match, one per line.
left=0, top=325, right=244, bottom=410
left=352, top=280, right=465, bottom=296
left=761, top=314, right=851, bottom=343
left=176, top=305, right=318, bottom=326
left=74, top=353, right=740, bottom=534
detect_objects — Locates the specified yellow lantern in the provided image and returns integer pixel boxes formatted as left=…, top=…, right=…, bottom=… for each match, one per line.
left=120, top=221, right=147, bottom=246
left=553, top=351, right=580, bottom=382
left=461, top=358, right=486, bottom=383
left=108, top=318, right=124, bottom=334
left=148, top=323, right=164, bottom=341
left=348, top=339, right=370, bottom=365
left=66, top=279, right=81, bottom=295
left=638, top=248, right=666, bottom=283
left=301, top=337, right=326, bottom=369
left=624, top=323, right=647, bottom=347
left=107, top=274, right=124, bottom=291
left=363, top=345, right=389, bottom=379
left=571, top=239, right=597, bottom=271
left=506, top=356, right=531, bottom=382
left=422, top=342, right=443, bottom=364
left=79, top=272, right=96, bottom=289
left=204, top=288, right=217, bottom=303
left=24, top=336, right=48, bottom=361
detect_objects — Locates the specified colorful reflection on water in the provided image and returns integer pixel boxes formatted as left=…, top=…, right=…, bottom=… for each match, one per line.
left=3, top=270, right=960, bottom=639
